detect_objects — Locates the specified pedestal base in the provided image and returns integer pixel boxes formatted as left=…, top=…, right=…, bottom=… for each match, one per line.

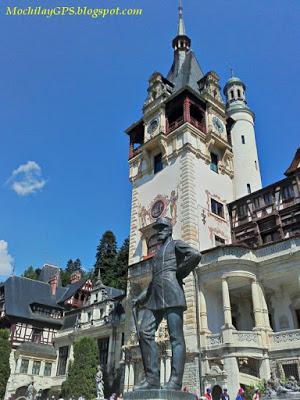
left=124, top=390, right=197, bottom=400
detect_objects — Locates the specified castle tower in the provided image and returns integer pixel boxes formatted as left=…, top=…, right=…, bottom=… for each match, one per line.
left=224, top=74, right=262, bottom=199
left=124, top=1, right=236, bottom=391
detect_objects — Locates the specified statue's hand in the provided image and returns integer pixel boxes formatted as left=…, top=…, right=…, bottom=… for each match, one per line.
left=132, top=288, right=148, bottom=307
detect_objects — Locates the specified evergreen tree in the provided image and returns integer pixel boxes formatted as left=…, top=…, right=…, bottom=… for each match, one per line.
left=115, top=238, right=129, bottom=292
left=94, top=231, right=118, bottom=287
left=22, top=266, right=41, bottom=280
left=61, top=258, right=83, bottom=286
left=61, top=337, right=99, bottom=400
left=0, top=329, right=11, bottom=399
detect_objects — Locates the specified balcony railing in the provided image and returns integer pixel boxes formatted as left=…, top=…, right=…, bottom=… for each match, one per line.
left=269, top=329, right=300, bottom=350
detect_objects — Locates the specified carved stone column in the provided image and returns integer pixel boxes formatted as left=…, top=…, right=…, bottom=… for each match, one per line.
left=259, top=283, right=272, bottom=330
left=199, top=285, right=210, bottom=333
left=222, top=278, right=232, bottom=327
left=251, top=280, right=264, bottom=329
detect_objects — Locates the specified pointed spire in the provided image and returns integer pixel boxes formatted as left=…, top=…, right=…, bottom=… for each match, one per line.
left=95, top=267, right=103, bottom=287
left=177, top=0, right=186, bottom=36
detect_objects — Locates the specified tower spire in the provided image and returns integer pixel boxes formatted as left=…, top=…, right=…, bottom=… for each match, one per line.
left=177, top=0, right=186, bottom=36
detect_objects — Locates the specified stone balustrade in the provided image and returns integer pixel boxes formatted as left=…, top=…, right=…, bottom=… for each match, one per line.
left=269, top=329, right=300, bottom=350
left=207, top=333, right=223, bottom=346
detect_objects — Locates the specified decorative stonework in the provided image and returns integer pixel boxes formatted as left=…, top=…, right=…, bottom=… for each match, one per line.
left=129, top=185, right=139, bottom=265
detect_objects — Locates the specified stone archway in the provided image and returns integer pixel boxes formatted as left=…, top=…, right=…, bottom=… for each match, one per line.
left=212, top=385, right=222, bottom=400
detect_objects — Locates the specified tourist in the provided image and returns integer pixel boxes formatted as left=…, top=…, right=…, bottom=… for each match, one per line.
left=183, top=386, right=189, bottom=393
left=221, top=388, right=230, bottom=400
left=252, top=389, right=260, bottom=400
left=236, top=388, right=245, bottom=400
left=204, top=388, right=212, bottom=400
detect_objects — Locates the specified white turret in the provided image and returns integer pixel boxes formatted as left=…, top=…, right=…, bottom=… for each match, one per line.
left=224, top=74, right=262, bottom=199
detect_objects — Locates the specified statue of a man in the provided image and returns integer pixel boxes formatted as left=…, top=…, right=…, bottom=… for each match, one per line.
left=95, top=365, right=104, bottom=400
left=132, top=218, right=201, bottom=391
left=26, top=382, right=36, bottom=400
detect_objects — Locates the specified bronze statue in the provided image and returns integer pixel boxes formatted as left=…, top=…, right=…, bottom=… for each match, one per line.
left=132, top=218, right=201, bottom=391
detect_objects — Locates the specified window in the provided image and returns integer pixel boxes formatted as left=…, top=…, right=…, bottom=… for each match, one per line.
left=215, top=235, right=225, bottom=246
left=56, top=346, right=69, bottom=376
left=44, top=362, right=52, bottom=377
left=32, top=361, right=41, bottom=375
left=263, top=192, right=273, bottom=206
left=253, top=197, right=261, bottom=209
left=32, top=328, right=42, bottom=343
left=20, top=359, right=29, bottom=374
left=282, top=185, right=294, bottom=201
left=230, top=90, right=234, bottom=99
left=237, top=89, right=241, bottom=98
left=262, top=230, right=281, bottom=244
left=247, top=184, right=251, bottom=194
left=237, top=204, right=248, bottom=218
left=98, top=338, right=109, bottom=366
left=154, top=153, right=163, bottom=174
left=241, top=135, right=245, bottom=144
left=210, top=152, right=219, bottom=173
left=255, top=160, right=258, bottom=170
left=211, top=199, right=224, bottom=218
left=282, top=363, right=300, bottom=381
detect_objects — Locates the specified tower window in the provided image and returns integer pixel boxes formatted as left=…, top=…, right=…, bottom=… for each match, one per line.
left=210, top=152, right=219, bottom=173
left=215, top=235, right=225, bottom=246
left=230, top=90, right=234, bottom=99
left=211, top=199, right=224, bottom=218
left=241, top=135, right=245, bottom=144
left=237, top=89, right=241, bottom=98
left=154, top=153, right=163, bottom=174
left=255, top=160, right=258, bottom=170
left=247, top=184, right=251, bottom=194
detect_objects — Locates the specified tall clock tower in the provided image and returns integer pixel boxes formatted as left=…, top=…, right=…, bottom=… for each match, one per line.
left=124, top=1, right=261, bottom=392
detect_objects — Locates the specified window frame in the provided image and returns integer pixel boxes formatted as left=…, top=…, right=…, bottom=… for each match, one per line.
left=20, top=358, right=29, bottom=374
left=211, top=198, right=224, bottom=219
left=154, top=153, right=163, bottom=174
left=210, top=152, right=219, bottom=174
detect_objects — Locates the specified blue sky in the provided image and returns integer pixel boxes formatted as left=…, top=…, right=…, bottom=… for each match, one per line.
left=0, top=0, right=299, bottom=278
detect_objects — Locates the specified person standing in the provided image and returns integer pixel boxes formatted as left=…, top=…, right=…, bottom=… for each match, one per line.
left=221, top=388, right=230, bottom=400
left=252, top=389, right=260, bottom=400
left=236, top=388, right=245, bottom=400
left=204, top=388, right=212, bottom=400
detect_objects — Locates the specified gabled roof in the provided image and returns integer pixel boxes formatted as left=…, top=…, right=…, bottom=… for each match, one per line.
left=167, top=50, right=204, bottom=94
left=4, top=276, right=65, bottom=325
left=57, top=279, right=87, bottom=304
left=285, top=148, right=300, bottom=176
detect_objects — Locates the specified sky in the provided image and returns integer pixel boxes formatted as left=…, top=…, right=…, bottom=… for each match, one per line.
left=0, top=0, right=299, bottom=278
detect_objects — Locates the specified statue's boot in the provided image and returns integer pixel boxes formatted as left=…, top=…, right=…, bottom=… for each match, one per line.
left=162, top=379, right=181, bottom=391
left=133, top=379, right=160, bottom=391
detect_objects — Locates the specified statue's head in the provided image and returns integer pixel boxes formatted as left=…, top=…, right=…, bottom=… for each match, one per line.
left=153, top=218, right=172, bottom=243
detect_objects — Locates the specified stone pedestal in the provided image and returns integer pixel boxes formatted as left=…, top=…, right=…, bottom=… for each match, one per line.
left=124, top=390, right=197, bottom=400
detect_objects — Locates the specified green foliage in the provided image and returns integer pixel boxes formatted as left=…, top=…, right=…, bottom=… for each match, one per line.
left=61, top=258, right=84, bottom=287
left=94, top=231, right=118, bottom=287
left=0, top=329, right=11, bottom=399
left=61, top=337, right=99, bottom=400
left=244, top=380, right=266, bottom=400
left=94, top=232, right=129, bottom=291
left=22, top=266, right=41, bottom=280
left=115, top=238, right=129, bottom=292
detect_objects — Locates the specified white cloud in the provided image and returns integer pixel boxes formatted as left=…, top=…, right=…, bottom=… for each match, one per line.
left=8, top=161, right=46, bottom=196
left=0, top=240, right=14, bottom=277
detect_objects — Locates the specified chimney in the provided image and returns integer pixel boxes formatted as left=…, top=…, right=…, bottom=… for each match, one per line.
left=49, top=274, right=58, bottom=296
left=70, top=271, right=82, bottom=284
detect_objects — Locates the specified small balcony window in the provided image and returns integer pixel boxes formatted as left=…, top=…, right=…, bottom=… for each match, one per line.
left=154, top=153, right=163, bottom=174
left=253, top=197, right=261, bottom=209
left=263, top=192, right=273, bottom=206
left=211, top=199, right=224, bottom=218
left=210, top=153, right=219, bottom=173
left=44, top=362, right=52, bottom=377
left=247, top=184, right=252, bottom=194
left=282, top=185, right=294, bottom=201
left=32, top=360, right=41, bottom=376
left=237, top=204, right=248, bottom=218
left=20, top=359, right=29, bottom=374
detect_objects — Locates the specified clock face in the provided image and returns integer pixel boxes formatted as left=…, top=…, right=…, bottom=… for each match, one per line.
left=147, top=118, right=159, bottom=135
left=212, top=116, right=224, bottom=133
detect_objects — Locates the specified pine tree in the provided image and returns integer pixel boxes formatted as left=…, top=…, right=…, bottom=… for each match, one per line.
left=61, top=258, right=83, bottom=286
left=0, top=329, right=11, bottom=399
left=61, top=337, right=99, bottom=400
left=22, top=266, right=41, bottom=280
left=94, top=231, right=118, bottom=287
left=115, top=238, right=129, bottom=292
